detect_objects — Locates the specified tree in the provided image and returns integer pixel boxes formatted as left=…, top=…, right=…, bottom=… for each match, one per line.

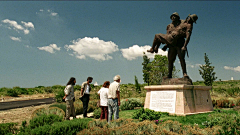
left=142, top=52, right=151, bottom=86
left=148, top=54, right=178, bottom=85
left=134, top=75, right=141, bottom=93
left=199, top=53, right=217, bottom=86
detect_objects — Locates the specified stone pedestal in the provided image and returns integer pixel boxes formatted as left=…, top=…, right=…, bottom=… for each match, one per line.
left=144, top=85, right=213, bottom=116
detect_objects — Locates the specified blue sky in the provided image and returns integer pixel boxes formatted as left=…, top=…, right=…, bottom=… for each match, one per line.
left=0, top=1, right=239, bottom=88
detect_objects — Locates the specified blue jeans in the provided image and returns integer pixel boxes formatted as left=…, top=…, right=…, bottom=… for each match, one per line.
left=107, top=98, right=119, bottom=123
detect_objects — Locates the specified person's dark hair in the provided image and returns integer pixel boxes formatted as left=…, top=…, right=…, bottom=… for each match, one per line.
left=67, top=77, right=76, bottom=85
left=102, top=81, right=110, bottom=88
left=87, top=77, right=93, bottom=81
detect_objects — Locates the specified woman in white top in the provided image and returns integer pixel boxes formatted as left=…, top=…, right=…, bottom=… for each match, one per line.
left=97, top=81, right=110, bottom=120
left=63, top=77, right=76, bottom=120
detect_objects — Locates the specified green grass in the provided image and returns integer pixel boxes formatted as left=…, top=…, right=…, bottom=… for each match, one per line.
left=119, top=109, right=137, bottom=119
left=119, top=108, right=239, bottom=128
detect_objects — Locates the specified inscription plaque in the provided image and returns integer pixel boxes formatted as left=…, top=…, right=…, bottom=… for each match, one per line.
left=150, top=91, right=176, bottom=113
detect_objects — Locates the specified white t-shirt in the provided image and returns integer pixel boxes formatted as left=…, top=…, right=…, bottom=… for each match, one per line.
left=85, top=85, right=90, bottom=94
left=97, top=87, right=109, bottom=106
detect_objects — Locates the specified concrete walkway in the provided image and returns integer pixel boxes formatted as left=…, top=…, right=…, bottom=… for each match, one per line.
left=69, top=112, right=94, bottom=120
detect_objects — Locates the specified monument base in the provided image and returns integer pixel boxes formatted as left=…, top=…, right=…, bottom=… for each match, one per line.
left=144, top=85, right=213, bottom=116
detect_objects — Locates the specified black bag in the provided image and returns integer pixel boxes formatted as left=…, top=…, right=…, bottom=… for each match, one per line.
left=62, top=98, right=65, bottom=102
left=73, top=97, right=75, bottom=102
left=79, top=96, right=83, bottom=102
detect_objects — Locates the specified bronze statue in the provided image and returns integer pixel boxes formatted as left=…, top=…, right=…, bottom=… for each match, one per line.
left=147, top=13, right=198, bottom=79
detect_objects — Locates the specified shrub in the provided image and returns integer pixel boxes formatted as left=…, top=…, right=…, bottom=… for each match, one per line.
left=93, top=108, right=101, bottom=119
left=29, top=114, right=63, bottom=129
left=6, top=89, right=18, bottom=97
left=55, top=89, right=65, bottom=103
left=13, top=87, right=28, bottom=95
left=120, top=98, right=143, bottom=111
left=31, top=107, right=65, bottom=119
left=50, top=103, right=66, bottom=114
left=213, top=99, right=236, bottom=108
left=43, top=87, right=53, bottom=93
left=202, top=111, right=240, bottom=132
left=132, top=108, right=162, bottom=121
left=226, top=87, right=240, bottom=97
left=0, top=122, right=18, bottom=135
left=20, top=118, right=92, bottom=135
left=213, top=87, right=226, bottom=93
left=74, top=101, right=83, bottom=115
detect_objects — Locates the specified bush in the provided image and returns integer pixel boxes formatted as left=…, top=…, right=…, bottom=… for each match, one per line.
left=50, top=103, right=66, bottom=114
left=6, top=89, right=18, bottom=97
left=43, top=87, right=53, bottom=93
left=226, top=87, right=240, bottom=97
left=213, top=87, right=226, bottom=93
left=203, top=111, right=240, bottom=130
left=0, top=122, right=18, bottom=135
left=74, top=101, right=83, bottom=115
left=13, top=87, right=28, bottom=95
left=29, top=114, right=63, bottom=129
left=79, top=119, right=223, bottom=135
left=212, top=99, right=236, bottom=108
left=31, top=107, right=65, bottom=119
left=19, top=118, right=92, bottom=135
left=55, top=90, right=65, bottom=103
left=120, top=98, right=143, bottom=111
left=93, top=108, right=101, bottom=119
left=132, top=108, right=162, bottom=121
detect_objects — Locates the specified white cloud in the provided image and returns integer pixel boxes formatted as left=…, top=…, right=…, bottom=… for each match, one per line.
left=65, top=37, right=119, bottom=61
left=224, top=66, right=240, bottom=72
left=120, top=45, right=167, bottom=60
left=2, top=19, right=34, bottom=34
left=10, top=36, right=21, bottom=42
left=51, top=12, right=58, bottom=16
left=21, top=21, right=34, bottom=29
left=37, top=9, right=58, bottom=17
left=38, top=44, right=61, bottom=53
left=2, top=19, right=24, bottom=30
left=187, top=63, right=201, bottom=68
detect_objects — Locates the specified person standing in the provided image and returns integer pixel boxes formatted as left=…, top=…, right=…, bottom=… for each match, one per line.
left=80, top=77, right=93, bottom=118
left=63, top=77, right=76, bottom=120
left=108, top=75, right=121, bottom=123
left=97, top=81, right=110, bottom=121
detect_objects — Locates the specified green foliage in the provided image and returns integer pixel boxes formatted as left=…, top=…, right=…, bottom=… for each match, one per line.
left=147, top=55, right=178, bottom=85
left=212, top=99, right=237, bottom=108
left=134, top=75, right=141, bottom=93
left=142, top=52, right=151, bottom=86
left=120, top=98, right=143, bottom=111
left=0, top=122, right=18, bottom=135
left=199, top=53, right=217, bottom=86
left=93, top=108, right=101, bottom=119
left=50, top=103, right=66, bottom=114
left=31, top=107, right=65, bottom=119
left=226, top=87, right=240, bottom=97
left=7, top=89, right=18, bottom=97
left=13, top=87, right=28, bottom=95
left=74, top=85, right=82, bottom=91
left=202, top=110, right=240, bottom=133
left=79, top=118, right=222, bottom=135
left=19, top=116, right=91, bottom=135
left=29, top=114, right=63, bottom=129
left=132, top=108, right=162, bottom=121
left=55, top=89, right=65, bottom=103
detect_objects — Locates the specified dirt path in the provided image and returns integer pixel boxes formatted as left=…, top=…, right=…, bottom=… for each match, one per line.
left=0, top=104, right=51, bottom=125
